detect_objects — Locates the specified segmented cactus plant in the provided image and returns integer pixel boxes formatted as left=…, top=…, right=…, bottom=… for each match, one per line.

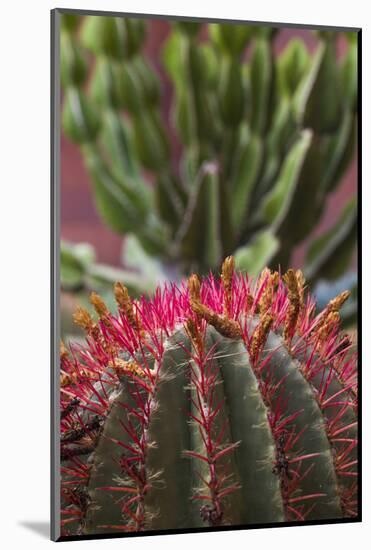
left=60, top=14, right=357, bottom=282
left=60, top=257, right=358, bottom=536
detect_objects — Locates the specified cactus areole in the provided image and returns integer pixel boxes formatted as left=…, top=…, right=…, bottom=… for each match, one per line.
left=60, top=258, right=358, bottom=536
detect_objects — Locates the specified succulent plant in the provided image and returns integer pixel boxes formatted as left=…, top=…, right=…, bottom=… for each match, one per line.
left=60, top=14, right=357, bottom=284
left=60, top=257, right=357, bottom=536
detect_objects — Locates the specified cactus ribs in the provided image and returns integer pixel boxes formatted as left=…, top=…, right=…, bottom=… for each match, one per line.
left=60, top=257, right=357, bottom=536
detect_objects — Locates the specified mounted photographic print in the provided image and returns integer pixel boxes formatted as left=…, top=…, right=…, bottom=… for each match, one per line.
left=51, top=8, right=361, bottom=542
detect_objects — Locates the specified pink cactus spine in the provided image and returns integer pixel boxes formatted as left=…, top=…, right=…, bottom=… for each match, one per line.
left=60, top=258, right=358, bottom=536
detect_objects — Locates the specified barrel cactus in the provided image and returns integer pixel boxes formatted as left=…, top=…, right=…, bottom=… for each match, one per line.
left=60, top=13, right=357, bottom=283
left=60, top=257, right=358, bottom=536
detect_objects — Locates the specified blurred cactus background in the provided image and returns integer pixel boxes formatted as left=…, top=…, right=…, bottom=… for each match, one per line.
left=60, top=13, right=358, bottom=337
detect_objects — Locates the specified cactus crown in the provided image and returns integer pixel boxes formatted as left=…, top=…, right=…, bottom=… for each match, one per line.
left=60, top=258, right=357, bottom=536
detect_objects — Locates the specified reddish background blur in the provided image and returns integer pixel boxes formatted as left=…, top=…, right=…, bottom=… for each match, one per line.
left=61, top=21, right=357, bottom=269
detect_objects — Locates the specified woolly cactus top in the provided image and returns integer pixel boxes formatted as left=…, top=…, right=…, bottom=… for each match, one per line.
left=60, top=258, right=357, bottom=536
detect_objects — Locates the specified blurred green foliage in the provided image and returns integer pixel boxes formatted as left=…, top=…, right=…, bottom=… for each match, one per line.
left=61, top=239, right=154, bottom=295
left=60, top=238, right=170, bottom=339
left=60, top=15, right=357, bottom=290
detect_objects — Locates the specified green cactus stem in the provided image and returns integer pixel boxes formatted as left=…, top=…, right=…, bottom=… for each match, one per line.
left=60, top=15, right=358, bottom=281
left=60, top=258, right=358, bottom=536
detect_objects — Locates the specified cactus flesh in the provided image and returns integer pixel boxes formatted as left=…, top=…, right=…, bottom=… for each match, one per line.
left=60, top=258, right=358, bottom=535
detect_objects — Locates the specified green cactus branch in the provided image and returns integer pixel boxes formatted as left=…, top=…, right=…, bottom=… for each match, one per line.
left=61, top=15, right=357, bottom=280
